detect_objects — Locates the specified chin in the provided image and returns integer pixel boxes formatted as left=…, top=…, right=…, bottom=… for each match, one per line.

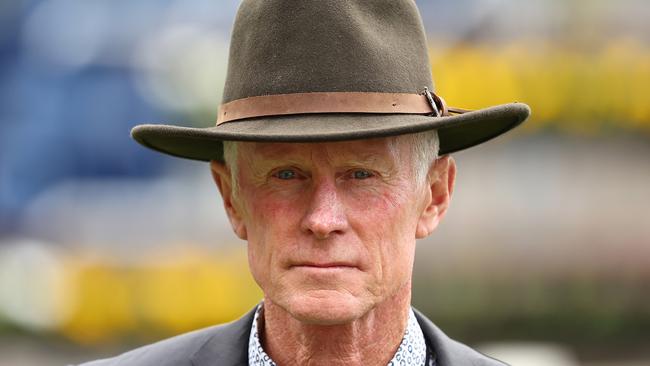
left=281, top=290, right=372, bottom=325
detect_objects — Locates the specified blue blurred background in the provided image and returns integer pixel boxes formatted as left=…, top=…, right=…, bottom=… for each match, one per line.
left=0, top=0, right=649, bottom=365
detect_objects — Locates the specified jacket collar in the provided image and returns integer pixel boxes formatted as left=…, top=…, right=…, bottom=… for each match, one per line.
left=190, top=307, right=255, bottom=366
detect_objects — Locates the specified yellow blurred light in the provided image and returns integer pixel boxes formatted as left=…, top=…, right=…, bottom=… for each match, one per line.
left=60, top=247, right=261, bottom=345
left=61, top=260, right=138, bottom=345
left=430, top=40, right=650, bottom=134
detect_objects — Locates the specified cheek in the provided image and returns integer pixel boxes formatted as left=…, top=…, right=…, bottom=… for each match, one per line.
left=240, top=180, right=298, bottom=231
left=346, top=188, right=419, bottom=280
left=241, top=187, right=305, bottom=280
left=346, top=183, right=418, bottom=233
left=247, top=191, right=304, bottom=237
left=375, top=225, right=417, bottom=291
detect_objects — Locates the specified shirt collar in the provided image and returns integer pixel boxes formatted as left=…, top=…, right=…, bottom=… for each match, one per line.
left=248, top=304, right=431, bottom=366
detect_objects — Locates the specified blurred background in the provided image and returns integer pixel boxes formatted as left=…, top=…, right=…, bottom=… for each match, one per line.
left=0, top=0, right=648, bottom=365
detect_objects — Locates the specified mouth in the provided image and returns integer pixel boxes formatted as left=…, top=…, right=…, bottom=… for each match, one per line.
left=290, top=262, right=358, bottom=270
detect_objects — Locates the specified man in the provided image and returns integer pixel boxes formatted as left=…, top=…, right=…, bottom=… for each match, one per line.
left=82, top=0, right=529, bottom=365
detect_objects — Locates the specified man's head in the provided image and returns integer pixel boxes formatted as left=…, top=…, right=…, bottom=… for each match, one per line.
left=210, top=131, right=456, bottom=324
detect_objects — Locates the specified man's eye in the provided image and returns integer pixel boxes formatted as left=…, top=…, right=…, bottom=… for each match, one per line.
left=275, top=169, right=297, bottom=180
left=352, top=170, right=373, bottom=180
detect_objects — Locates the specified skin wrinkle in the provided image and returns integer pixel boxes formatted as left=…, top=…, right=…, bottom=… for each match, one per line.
left=210, top=133, right=454, bottom=366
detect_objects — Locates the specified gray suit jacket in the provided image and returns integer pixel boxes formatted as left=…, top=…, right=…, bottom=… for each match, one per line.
left=80, top=308, right=506, bottom=366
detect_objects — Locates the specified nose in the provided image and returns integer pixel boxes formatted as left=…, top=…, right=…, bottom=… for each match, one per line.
left=300, top=178, right=348, bottom=240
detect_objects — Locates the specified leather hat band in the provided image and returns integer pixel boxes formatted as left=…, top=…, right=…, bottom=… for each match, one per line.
left=216, top=91, right=469, bottom=125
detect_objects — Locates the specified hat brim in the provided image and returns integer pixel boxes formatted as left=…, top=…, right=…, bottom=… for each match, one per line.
left=131, top=102, right=530, bottom=161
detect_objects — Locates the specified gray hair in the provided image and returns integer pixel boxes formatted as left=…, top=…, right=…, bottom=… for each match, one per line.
left=222, top=130, right=439, bottom=195
left=397, top=129, right=439, bottom=184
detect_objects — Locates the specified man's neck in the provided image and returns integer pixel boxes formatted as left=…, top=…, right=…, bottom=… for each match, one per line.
left=261, top=285, right=412, bottom=366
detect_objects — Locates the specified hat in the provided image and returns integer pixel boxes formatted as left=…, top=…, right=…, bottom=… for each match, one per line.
left=131, top=0, right=530, bottom=161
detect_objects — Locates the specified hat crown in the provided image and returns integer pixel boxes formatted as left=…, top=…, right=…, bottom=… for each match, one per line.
left=223, top=0, right=434, bottom=103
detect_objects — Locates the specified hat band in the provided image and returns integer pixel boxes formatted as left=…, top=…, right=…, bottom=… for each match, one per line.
left=216, top=91, right=468, bottom=125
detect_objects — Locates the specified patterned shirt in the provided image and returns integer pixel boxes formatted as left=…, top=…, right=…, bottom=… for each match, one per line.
left=248, top=305, right=435, bottom=366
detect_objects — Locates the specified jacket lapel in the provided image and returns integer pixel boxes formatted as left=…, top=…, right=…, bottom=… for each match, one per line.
left=414, top=308, right=506, bottom=366
left=190, top=307, right=256, bottom=366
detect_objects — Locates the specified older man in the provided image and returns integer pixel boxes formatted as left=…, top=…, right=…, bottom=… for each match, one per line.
left=82, top=0, right=529, bottom=365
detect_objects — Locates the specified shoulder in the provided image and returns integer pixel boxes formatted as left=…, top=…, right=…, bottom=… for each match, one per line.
left=77, top=308, right=255, bottom=366
left=413, top=308, right=508, bottom=366
left=77, top=325, right=221, bottom=366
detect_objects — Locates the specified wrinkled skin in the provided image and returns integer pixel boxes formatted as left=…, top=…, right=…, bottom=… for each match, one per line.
left=211, top=137, right=455, bottom=365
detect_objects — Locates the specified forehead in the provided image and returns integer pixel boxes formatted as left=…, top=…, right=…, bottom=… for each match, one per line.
left=239, top=137, right=407, bottom=163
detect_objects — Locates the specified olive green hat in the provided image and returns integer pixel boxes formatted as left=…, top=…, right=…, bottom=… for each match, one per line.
left=131, top=0, right=530, bottom=161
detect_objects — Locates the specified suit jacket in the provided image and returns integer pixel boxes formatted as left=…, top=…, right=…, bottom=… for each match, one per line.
left=79, top=307, right=506, bottom=366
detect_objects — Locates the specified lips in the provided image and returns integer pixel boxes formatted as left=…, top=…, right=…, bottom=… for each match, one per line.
left=294, top=263, right=354, bottom=268
left=289, top=261, right=357, bottom=269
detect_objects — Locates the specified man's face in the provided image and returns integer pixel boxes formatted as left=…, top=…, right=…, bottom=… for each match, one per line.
left=211, top=137, right=454, bottom=325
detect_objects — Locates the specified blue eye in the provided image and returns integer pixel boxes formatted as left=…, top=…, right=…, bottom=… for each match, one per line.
left=352, top=170, right=373, bottom=179
left=276, top=169, right=297, bottom=180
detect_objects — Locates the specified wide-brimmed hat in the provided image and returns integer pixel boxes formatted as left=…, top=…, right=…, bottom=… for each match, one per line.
left=132, top=0, right=530, bottom=161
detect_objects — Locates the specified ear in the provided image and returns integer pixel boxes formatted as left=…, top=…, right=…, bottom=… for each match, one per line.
left=415, top=155, right=456, bottom=239
left=210, top=160, right=248, bottom=240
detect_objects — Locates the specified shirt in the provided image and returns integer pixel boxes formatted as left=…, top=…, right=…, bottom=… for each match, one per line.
left=248, top=305, right=435, bottom=366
